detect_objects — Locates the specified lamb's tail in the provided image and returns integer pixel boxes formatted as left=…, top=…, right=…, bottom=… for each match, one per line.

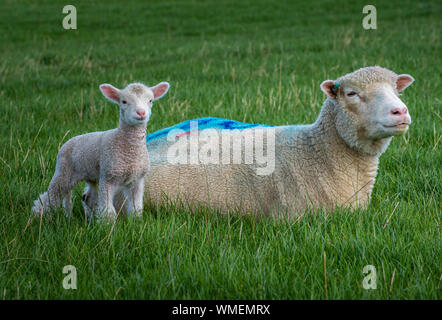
left=32, top=192, right=50, bottom=215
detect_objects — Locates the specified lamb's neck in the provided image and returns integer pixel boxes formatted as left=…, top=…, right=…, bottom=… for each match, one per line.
left=116, top=121, right=147, bottom=147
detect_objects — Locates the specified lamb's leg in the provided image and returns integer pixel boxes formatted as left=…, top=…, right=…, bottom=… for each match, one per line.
left=82, top=183, right=98, bottom=219
left=63, top=189, right=72, bottom=218
left=97, top=181, right=117, bottom=220
left=32, top=170, right=73, bottom=216
left=125, top=178, right=145, bottom=218
left=47, top=178, right=64, bottom=210
left=123, top=188, right=135, bottom=216
left=133, top=178, right=145, bottom=216
left=48, top=172, right=78, bottom=218
left=113, top=190, right=127, bottom=217
left=32, top=191, right=50, bottom=216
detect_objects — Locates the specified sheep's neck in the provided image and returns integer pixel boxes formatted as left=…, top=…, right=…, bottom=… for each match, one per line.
left=309, top=100, right=381, bottom=207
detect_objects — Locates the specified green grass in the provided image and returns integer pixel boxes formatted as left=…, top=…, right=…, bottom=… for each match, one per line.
left=0, top=0, right=440, bottom=299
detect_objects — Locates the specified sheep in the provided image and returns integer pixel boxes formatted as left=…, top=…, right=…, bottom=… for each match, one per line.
left=137, top=66, right=413, bottom=218
left=32, top=81, right=170, bottom=220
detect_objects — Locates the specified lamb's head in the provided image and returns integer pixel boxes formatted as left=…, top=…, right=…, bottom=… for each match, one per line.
left=99, top=82, right=170, bottom=126
left=320, top=66, right=414, bottom=155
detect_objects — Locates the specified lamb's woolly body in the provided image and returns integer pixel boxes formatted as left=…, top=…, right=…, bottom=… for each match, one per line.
left=34, top=124, right=149, bottom=213
left=142, top=67, right=412, bottom=217
left=32, top=81, right=170, bottom=219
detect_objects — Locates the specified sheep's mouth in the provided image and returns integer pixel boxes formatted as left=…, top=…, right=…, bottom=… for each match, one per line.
left=383, top=123, right=409, bottom=130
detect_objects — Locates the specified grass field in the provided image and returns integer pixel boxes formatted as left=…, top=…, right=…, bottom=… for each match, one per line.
left=0, top=0, right=440, bottom=299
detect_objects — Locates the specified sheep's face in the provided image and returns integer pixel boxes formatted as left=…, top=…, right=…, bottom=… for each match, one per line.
left=321, top=68, right=414, bottom=141
left=99, top=82, right=170, bottom=126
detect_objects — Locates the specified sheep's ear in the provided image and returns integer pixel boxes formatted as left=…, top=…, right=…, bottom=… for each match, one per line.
left=320, top=80, right=338, bottom=99
left=396, top=74, right=414, bottom=92
left=151, top=82, right=170, bottom=101
left=99, top=84, right=121, bottom=104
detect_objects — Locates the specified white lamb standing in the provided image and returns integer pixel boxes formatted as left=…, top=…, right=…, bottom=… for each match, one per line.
left=32, top=81, right=170, bottom=220
left=141, top=66, right=414, bottom=217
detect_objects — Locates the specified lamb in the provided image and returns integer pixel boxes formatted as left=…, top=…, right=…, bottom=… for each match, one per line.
left=138, top=66, right=413, bottom=218
left=32, top=81, right=170, bottom=220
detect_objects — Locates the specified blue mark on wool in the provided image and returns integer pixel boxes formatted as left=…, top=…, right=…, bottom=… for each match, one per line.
left=146, top=117, right=272, bottom=143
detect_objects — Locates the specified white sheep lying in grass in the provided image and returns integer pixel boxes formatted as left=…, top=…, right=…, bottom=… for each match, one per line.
left=139, top=66, right=413, bottom=217
left=32, top=81, right=170, bottom=220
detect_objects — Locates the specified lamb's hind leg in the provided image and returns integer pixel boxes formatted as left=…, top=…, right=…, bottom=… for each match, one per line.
left=82, top=182, right=98, bottom=219
left=63, top=189, right=73, bottom=218
left=49, top=170, right=81, bottom=218
left=32, top=170, right=75, bottom=217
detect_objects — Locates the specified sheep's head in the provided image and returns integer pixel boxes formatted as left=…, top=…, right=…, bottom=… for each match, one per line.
left=99, top=82, right=170, bottom=126
left=320, top=66, right=414, bottom=154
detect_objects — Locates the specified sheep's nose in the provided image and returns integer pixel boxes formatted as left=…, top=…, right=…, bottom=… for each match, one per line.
left=390, top=107, right=408, bottom=116
left=136, top=109, right=146, bottom=117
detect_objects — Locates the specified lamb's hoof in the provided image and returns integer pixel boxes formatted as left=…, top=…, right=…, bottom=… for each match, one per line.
left=96, top=215, right=116, bottom=224
left=93, top=208, right=117, bottom=223
left=31, top=199, right=44, bottom=216
left=132, top=210, right=143, bottom=218
left=82, top=202, right=95, bottom=220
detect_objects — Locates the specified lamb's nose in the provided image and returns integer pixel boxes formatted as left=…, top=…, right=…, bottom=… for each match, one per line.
left=390, top=107, right=408, bottom=116
left=136, top=110, right=146, bottom=117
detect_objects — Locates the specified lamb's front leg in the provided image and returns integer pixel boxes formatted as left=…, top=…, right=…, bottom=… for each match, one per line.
left=125, top=178, right=145, bottom=218
left=97, top=181, right=117, bottom=220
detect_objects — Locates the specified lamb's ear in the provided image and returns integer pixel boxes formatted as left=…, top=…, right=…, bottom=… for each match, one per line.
left=99, top=84, right=120, bottom=104
left=396, top=74, right=414, bottom=92
left=320, top=80, right=338, bottom=99
left=151, top=82, right=170, bottom=101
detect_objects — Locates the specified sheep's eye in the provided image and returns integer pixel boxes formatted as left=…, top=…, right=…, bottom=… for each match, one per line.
left=122, top=100, right=127, bottom=104
left=149, top=99, right=153, bottom=103
left=347, top=91, right=357, bottom=97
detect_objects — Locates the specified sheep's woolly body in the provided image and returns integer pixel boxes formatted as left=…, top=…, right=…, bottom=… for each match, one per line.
left=145, top=102, right=381, bottom=217
left=143, top=66, right=412, bottom=217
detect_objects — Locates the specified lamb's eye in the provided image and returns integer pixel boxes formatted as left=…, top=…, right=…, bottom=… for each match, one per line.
left=122, top=100, right=127, bottom=104
left=347, top=91, right=357, bottom=97
left=149, top=99, right=153, bottom=103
